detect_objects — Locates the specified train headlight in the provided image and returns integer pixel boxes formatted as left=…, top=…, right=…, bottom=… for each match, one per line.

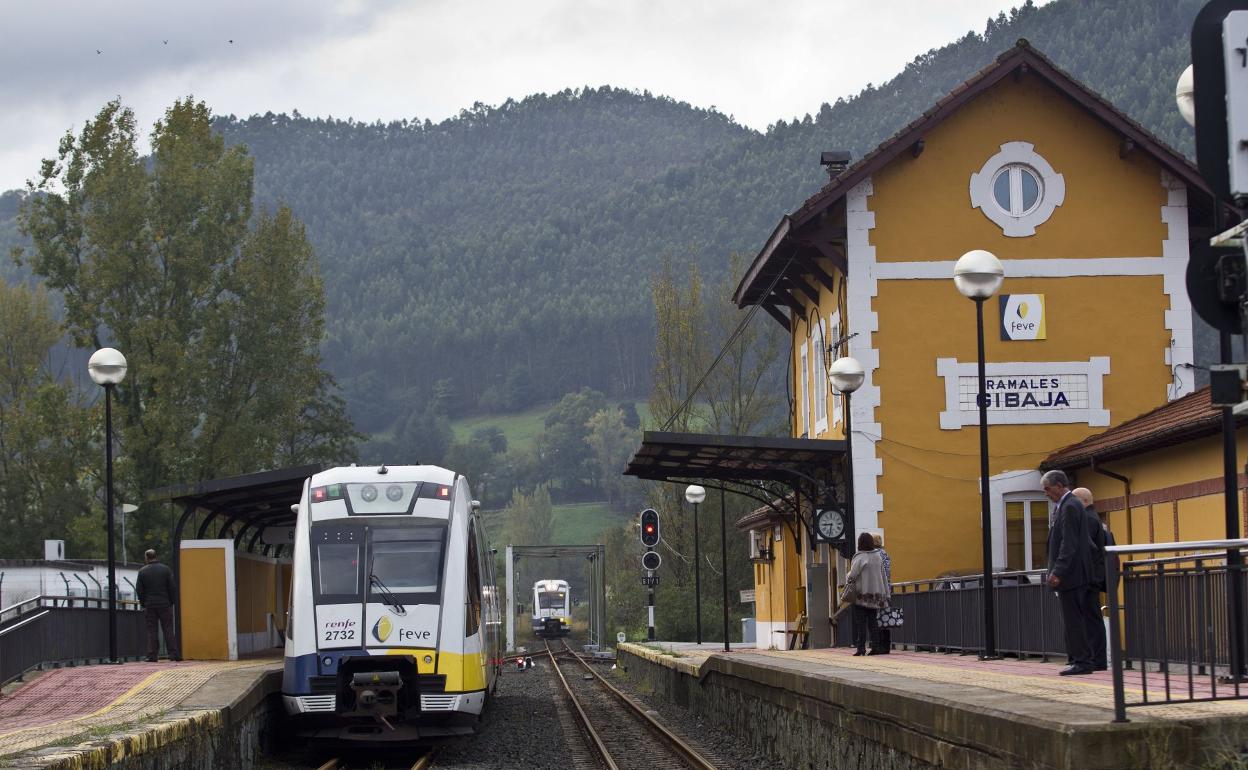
left=361, top=484, right=378, bottom=502
left=322, top=656, right=334, bottom=667
left=386, top=484, right=404, bottom=502
left=423, top=655, right=433, bottom=664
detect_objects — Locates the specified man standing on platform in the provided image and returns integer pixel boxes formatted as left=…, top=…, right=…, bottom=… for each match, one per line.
left=136, top=549, right=181, bottom=662
left=1042, top=471, right=1094, bottom=675
left=1073, top=487, right=1110, bottom=670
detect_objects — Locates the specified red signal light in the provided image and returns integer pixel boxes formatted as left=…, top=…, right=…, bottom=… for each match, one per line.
left=437, top=485, right=450, bottom=497
left=312, top=487, right=327, bottom=502
left=639, top=509, right=660, bottom=547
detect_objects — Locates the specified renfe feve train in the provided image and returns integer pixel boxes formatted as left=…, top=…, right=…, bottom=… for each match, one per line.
left=531, top=578, right=571, bottom=638
left=282, top=464, right=502, bottom=742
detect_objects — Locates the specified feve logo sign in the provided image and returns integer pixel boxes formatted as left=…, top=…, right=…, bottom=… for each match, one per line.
left=372, top=616, right=393, bottom=643
left=999, top=294, right=1046, bottom=341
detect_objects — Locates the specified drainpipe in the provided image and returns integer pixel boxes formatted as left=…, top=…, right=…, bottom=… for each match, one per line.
left=1090, top=458, right=1132, bottom=544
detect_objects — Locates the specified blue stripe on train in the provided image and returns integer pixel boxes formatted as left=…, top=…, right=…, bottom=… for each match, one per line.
left=283, top=648, right=364, bottom=693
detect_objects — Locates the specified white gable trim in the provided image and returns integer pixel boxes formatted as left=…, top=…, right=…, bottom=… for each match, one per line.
left=845, top=179, right=884, bottom=529
left=1160, top=169, right=1195, bottom=401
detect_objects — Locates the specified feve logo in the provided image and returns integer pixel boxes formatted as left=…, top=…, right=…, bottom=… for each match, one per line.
left=999, top=294, right=1046, bottom=341
left=372, top=615, right=393, bottom=643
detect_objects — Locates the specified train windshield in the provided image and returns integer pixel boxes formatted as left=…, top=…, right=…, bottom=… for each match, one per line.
left=538, top=590, right=566, bottom=609
left=311, top=523, right=444, bottom=603
left=317, top=543, right=360, bottom=595
left=371, top=541, right=441, bottom=593
left=368, top=526, right=445, bottom=601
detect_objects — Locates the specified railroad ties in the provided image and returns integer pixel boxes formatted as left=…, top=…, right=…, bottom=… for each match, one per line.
left=314, top=750, right=434, bottom=770
left=544, top=639, right=718, bottom=770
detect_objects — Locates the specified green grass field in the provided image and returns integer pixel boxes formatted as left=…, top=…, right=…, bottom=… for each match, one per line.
left=450, top=396, right=653, bottom=452
left=449, top=402, right=555, bottom=451
left=550, top=501, right=622, bottom=545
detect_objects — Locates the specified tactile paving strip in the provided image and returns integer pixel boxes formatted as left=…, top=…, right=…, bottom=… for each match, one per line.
left=0, top=660, right=273, bottom=757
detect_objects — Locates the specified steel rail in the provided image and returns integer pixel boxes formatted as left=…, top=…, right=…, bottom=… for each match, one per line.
left=312, top=748, right=434, bottom=770
left=547, top=640, right=718, bottom=770
left=545, top=640, right=621, bottom=770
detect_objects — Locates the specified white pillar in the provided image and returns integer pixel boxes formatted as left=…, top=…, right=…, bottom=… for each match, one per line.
left=505, top=545, right=515, bottom=652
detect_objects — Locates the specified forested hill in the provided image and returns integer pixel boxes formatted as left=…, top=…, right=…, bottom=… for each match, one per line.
left=3, top=0, right=1207, bottom=438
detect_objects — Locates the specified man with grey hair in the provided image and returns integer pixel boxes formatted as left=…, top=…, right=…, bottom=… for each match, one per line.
left=1042, top=470, right=1094, bottom=675
left=1073, top=487, right=1110, bottom=670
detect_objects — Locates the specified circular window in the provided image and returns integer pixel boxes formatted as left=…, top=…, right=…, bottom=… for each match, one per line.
left=969, top=142, right=1065, bottom=238
left=991, top=164, right=1043, bottom=217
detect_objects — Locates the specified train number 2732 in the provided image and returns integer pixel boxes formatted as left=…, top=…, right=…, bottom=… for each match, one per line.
left=324, top=629, right=355, bottom=641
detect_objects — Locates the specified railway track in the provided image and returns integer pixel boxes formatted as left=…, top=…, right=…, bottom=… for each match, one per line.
left=544, top=639, right=718, bottom=770
left=313, top=750, right=435, bottom=770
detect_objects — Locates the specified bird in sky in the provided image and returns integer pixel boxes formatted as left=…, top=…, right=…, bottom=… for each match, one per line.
left=163, top=40, right=168, bottom=45
left=228, top=39, right=234, bottom=44
left=96, top=49, right=102, bottom=54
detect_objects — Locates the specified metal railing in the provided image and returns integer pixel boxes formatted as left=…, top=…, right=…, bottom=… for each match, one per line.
left=1108, top=539, right=1248, bottom=721
left=887, top=569, right=1067, bottom=658
left=0, top=595, right=146, bottom=685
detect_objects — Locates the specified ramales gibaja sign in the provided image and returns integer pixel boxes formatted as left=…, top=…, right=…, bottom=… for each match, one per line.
left=936, top=358, right=1111, bottom=429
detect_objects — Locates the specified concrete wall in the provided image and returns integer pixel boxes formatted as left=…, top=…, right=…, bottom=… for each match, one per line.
left=616, top=645, right=1248, bottom=770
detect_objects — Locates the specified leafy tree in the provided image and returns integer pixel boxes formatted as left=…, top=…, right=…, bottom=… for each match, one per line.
left=536, top=387, right=608, bottom=495
left=0, top=280, right=96, bottom=558
left=16, top=98, right=358, bottom=552
left=585, top=407, right=642, bottom=508
left=618, top=401, right=641, bottom=430
left=471, top=425, right=508, bottom=454
left=397, top=405, right=452, bottom=465
left=502, top=485, right=554, bottom=547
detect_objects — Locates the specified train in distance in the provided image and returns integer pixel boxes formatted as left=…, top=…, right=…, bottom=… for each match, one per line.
left=531, top=579, right=572, bottom=638
left=281, top=464, right=502, bottom=743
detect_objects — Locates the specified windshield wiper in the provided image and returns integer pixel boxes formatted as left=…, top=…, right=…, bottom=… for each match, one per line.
left=369, top=573, right=407, bottom=615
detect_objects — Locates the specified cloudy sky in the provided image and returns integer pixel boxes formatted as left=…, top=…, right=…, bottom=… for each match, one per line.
left=1, top=0, right=1049, bottom=191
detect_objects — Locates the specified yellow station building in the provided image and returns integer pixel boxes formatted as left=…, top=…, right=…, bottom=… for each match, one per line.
left=731, top=42, right=1230, bottom=647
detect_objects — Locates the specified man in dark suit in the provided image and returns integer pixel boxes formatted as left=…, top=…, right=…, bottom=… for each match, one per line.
left=1073, top=487, right=1109, bottom=670
left=1042, top=470, right=1094, bottom=675
left=136, top=548, right=181, bottom=662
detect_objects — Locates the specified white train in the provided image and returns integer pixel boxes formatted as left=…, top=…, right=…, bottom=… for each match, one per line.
left=282, top=465, right=501, bottom=741
left=531, top=579, right=571, bottom=638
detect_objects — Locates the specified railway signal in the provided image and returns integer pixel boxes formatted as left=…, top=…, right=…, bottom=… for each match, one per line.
left=641, top=550, right=661, bottom=571
left=639, top=508, right=660, bottom=547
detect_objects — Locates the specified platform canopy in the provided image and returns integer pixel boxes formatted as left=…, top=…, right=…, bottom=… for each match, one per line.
left=148, top=463, right=324, bottom=555
left=624, top=431, right=846, bottom=485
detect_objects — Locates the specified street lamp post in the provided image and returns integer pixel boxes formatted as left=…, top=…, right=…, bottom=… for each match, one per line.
left=685, top=484, right=707, bottom=644
left=119, top=503, right=138, bottom=565
left=953, top=250, right=1004, bottom=660
left=828, top=356, right=865, bottom=527
left=829, top=356, right=864, bottom=648
left=89, top=347, right=128, bottom=664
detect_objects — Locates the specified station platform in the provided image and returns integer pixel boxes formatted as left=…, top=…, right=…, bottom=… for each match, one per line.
left=0, top=658, right=281, bottom=768
left=617, top=643, right=1248, bottom=769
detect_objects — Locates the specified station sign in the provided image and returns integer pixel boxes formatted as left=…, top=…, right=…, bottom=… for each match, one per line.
left=261, top=525, right=295, bottom=546
left=937, top=357, right=1111, bottom=429
left=740, top=589, right=756, bottom=603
